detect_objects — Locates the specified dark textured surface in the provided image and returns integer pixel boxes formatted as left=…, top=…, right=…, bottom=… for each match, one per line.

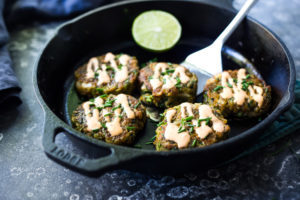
left=1, top=0, right=300, bottom=199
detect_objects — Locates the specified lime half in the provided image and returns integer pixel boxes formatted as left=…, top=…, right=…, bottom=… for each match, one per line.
left=132, top=10, right=182, bottom=52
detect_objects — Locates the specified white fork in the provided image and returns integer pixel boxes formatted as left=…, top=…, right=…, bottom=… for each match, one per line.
left=181, top=0, right=258, bottom=95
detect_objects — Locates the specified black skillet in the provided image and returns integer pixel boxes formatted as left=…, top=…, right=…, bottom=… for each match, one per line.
left=33, top=0, right=295, bottom=176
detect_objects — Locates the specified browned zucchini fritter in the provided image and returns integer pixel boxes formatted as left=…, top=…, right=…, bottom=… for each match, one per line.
left=154, top=102, right=230, bottom=151
left=75, top=52, right=139, bottom=97
left=71, top=94, right=146, bottom=145
left=203, top=68, right=272, bottom=118
left=138, top=62, right=198, bottom=108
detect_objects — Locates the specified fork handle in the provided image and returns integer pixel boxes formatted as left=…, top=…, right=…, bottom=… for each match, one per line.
left=215, top=0, right=258, bottom=45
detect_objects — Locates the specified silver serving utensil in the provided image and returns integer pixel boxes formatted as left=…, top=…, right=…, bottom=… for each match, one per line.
left=181, top=0, right=258, bottom=95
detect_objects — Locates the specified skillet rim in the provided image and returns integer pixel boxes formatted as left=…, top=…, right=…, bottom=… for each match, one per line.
left=33, top=0, right=296, bottom=157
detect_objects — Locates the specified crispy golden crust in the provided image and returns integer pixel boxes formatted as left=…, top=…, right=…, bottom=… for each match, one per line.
left=203, top=69, right=272, bottom=119
left=71, top=94, right=146, bottom=145
left=154, top=103, right=230, bottom=151
left=75, top=53, right=139, bottom=98
left=138, top=62, right=198, bottom=108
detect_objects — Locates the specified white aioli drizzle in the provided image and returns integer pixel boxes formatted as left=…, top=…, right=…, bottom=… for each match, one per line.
left=82, top=97, right=104, bottom=131
left=85, top=53, right=130, bottom=86
left=164, top=109, right=191, bottom=149
left=219, top=68, right=264, bottom=107
left=163, top=103, right=228, bottom=148
left=150, top=63, right=191, bottom=91
left=83, top=94, right=136, bottom=136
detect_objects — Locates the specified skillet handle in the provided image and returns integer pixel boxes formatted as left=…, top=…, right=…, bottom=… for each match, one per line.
left=42, top=114, right=141, bottom=175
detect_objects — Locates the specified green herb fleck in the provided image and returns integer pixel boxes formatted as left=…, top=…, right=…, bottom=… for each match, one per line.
left=178, top=126, right=186, bottom=133
left=101, top=122, right=106, bottom=128
left=183, top=116, right=193, bottom=122
left=117, top=64, right=122, bottom=69
left=213, top=85, right=224, bottom=92
left=106, top=65, right=113, bottom=71
left=245, top=74, right=250, bottom=79
left=149, top=58, right=158, bottom=63
left=96, top=88, right=104, bottom=93
left=89, top=98, right=95, bottom=103
left=126, top=126, right=136, bottom=131
left=94, top=72, right=99, bottom=78
left=157, top=121, right=166, bottom=127
left=233, top=78, right=238, bottom=83
left=227, top=82, right=233, bottom=88
left=104, top=99, right=115, bottom=107
left=134, top=101, right=141, bottom=109
left=192, top=139, right=197, bottom=147
left=99, top=94, right=108, bottom=98
left=148, top=76, right=153, bottom=80
left=97, top=107, right=103, bottom=111
left=175, top=77, right=182, bottom=88
left=104, top=112, right=112, bottom=117
left=92, top=129, right=99, bottom=133
left=112, top=104, right=121, bottom=111
left=197, top=117, right=212, bottom=127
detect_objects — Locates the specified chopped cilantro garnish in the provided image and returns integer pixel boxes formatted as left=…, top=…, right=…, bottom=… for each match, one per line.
left=126, top=126, right=136, bottom=131
left=145, top=96, right=152, bottom=103
left=245, top=74, right=250, bottom=79
left=117, top=64, right=122, bottom=69
left=213, top=85, right=223, bottom=92
left=233, top=78, right=238, bottom=83
left=160, top=113, right=164, bottom=117
left=89, top=98, right=95, bottom=102
left=94, top=72, right=99, bottom=78
left=148, top=76, right=153, bottom=80
left=134, top=101, right=141, bottom=109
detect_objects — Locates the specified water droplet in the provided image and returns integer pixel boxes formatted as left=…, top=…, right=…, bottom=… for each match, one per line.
left=120, top=189, right=129, bottom=195
left=52, top=193, right=58, bottom=199
left=167, top=186, right=189, bottom=199
left=160, top=176, right=175, bottom=185
left=108, top=195, right=122, bottom=200
left=10, top=167, right=22, bottom=176
left=188, top=185, right=208, bottom=198
left=70, top=194, right=80, bottom=200
left=0, top=133, right=3, bottom=141
left=27, top=192, right=34, bottom=197
left=207, top=169, right=220, bottom=179
left=36, top=167, right=46, bottom=175
left=66, top=179, right=72, bottom=184
left=127, top=180, right=136, bottom=187
left=64, top=192, right=70, bottom=197
left=83, top=194, right=93, bottom=200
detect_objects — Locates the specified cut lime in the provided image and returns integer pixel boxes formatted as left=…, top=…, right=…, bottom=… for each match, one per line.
left=132, top=10, right=182, bottom=52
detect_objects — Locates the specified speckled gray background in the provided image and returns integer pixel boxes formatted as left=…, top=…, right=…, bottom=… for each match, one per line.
left=1, top=0, right=300, bottom=199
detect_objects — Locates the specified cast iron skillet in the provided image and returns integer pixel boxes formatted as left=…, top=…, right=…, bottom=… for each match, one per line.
left=33, top=0, right=295, bottom=176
